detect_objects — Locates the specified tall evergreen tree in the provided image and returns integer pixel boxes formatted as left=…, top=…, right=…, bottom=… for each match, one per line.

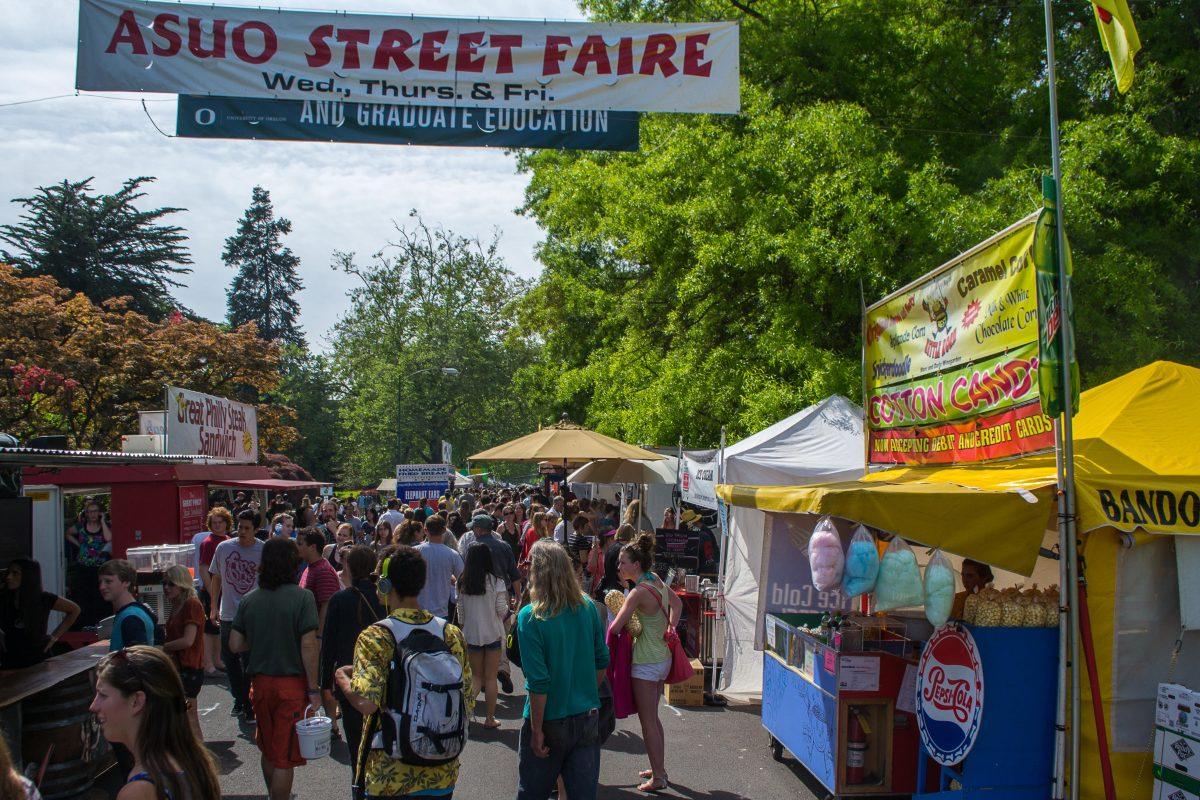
left=0, top=177, right=192, bottom=320
left=223, top=187, right=304, bottom=345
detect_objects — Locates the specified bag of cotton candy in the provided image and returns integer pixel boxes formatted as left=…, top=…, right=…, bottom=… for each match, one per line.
left=923, top=549, right=956, bottom=626
left=807, top=516, right=844, bottom=592
left=842, top=525, right=879, bottom=598
left=874, top=537, right=924, bottom=611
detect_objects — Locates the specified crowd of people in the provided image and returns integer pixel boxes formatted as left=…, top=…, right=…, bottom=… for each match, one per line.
left=0, top=485, right=700, bottom=800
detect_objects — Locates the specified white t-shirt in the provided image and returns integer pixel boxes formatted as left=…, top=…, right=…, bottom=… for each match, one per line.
left=379, top=509, right=405, bottom=530
left=190, top=530, right=210, bottom=573
left=209, top=537, right=265, bottom=622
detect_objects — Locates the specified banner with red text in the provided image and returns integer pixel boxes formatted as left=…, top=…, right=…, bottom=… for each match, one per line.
left=865, top=213, right=1051, bottom=466
left=165, top=386, right=258, bottom=463
left=76, top=0, right=739, bottom=114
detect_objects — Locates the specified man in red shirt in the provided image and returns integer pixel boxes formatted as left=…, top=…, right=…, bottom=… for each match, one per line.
left=197, top=506, right=233, bottom=674
left=297, top=527, right=344, bottom=730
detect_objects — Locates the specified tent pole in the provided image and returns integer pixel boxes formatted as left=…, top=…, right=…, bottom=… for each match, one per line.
left=1042, top=0, right=1081, bottom=796
left=675, top=436, right=683, bottom=525
left=714, top=426, right=730, bottom=691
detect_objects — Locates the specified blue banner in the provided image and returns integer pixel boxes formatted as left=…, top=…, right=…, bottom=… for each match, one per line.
left=397, top=482, right=447, bottom=505
left=176, top=95, right=638, bottom=151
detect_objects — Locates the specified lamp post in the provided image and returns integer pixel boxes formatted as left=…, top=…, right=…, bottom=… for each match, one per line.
left=396, top=366, right=459, bottom=469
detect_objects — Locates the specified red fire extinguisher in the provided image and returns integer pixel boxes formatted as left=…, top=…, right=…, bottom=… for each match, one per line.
left=846, top=707, right=868, bottom=785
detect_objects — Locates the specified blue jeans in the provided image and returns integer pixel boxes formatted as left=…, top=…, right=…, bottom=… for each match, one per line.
left=516, top=710, right=601, bottom=800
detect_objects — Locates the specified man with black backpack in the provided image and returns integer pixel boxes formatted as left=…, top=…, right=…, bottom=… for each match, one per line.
left=336, top=545, right=472, bottom=800
left=98, top=559, right=159, bottom=650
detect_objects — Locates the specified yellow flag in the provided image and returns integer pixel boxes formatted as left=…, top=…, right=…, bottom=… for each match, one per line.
left=1092, top=0, right=1141, bottom=93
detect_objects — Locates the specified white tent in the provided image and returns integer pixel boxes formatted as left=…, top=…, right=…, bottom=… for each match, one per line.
left=705, top=395, right=865, bottom=695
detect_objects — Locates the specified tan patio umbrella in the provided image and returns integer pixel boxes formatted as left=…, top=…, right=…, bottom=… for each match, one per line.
left=469, top=417, right=664, bottom=463
left=567, top=458, right=676, bottom=485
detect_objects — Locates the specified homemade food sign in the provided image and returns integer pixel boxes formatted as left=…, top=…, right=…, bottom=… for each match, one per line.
left=395, top=463, right=452, bottom=505
left=76, top=0, right=740, bottom=113
left=166, top=386, right=258, bottom=462
left=865, top=213, right=1054, bottom=465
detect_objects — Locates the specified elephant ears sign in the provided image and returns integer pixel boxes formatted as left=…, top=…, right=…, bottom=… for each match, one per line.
left=916, top=626, right=984, bottom=766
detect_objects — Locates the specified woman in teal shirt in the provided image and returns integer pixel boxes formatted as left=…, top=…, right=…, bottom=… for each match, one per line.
left=608, top=534, right=682, bottom=793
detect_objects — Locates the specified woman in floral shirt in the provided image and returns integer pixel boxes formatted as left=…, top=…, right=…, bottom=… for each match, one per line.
left=336, top=546, right=473, bottom=799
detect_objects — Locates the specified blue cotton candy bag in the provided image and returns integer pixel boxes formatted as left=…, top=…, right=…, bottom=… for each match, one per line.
left=874, top=537, right=923, bottom=611
left=923, top=549, right=956, bottom=626
left=842, top=525, right=879, bottom=598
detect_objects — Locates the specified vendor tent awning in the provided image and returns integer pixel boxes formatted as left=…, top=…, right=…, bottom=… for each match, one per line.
left=717, top=360, right=1200, bottom=575
left=216, top=478, right=332, bottom=492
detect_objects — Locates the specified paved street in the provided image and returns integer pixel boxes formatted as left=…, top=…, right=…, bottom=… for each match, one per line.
left=195, top=670, right=821, bottom=800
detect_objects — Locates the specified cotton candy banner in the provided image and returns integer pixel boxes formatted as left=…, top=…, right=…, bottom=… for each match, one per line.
left=864, top=213, right=1053, bottom=466
left=77, top=0, right=739, bottom=113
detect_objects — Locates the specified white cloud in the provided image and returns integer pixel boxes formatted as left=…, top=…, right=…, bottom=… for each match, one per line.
left=0, top=0, right=584, bottom=348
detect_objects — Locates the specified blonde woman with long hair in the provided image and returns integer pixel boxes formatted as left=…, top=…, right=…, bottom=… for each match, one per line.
left=515, top=540, right=609, bottom=800
left=162, top=565, right=207, bottom=740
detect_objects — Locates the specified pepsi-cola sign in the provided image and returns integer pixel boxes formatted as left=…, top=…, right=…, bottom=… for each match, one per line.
left=916, top=626, right=984, bottom=765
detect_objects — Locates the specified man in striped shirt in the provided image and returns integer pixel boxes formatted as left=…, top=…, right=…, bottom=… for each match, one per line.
left=298, top=527, right=344, bottom=731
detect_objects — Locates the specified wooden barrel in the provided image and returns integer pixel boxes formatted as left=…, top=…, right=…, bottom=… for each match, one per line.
left=21, top=671, right=105, bottom=799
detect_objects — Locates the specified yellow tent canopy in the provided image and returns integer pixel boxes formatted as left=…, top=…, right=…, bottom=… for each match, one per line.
left=469, top=417, right=665, bottom=463
left=717, top=360, right=1200, bottom=575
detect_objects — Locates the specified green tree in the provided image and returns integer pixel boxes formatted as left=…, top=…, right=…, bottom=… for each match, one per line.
left=0, top=177, right=191, bottom=320
left=329, top=213, right=544, bottom=486
left=276, top=345, right=340, bottom=482
left=518, top=0, right=1200, bottom=447
left=223, top=186, right=305, bottom=345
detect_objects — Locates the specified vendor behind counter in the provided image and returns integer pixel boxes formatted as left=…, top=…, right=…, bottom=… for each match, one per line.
left=949, top=558, right=995, bottom=621
left=0, top=559, right=81, bottom=670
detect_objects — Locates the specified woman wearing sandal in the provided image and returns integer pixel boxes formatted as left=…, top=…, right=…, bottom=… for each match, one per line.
left=608, top=534, right=682, bottom=793
left=458, top=542, right=509, bottom=729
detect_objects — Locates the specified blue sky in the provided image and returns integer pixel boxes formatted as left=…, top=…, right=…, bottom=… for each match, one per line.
left=0, top=0, right=583, bottom=349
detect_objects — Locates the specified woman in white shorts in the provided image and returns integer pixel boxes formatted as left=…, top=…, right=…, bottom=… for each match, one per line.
left=608, top=533, right=682, bottom=792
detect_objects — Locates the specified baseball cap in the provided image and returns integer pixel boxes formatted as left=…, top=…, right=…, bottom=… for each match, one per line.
left=471, top=513, right=494, bottom=530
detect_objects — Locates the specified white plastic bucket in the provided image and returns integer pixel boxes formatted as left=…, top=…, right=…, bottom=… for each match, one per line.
left=295, top=708, right=333, bottom=760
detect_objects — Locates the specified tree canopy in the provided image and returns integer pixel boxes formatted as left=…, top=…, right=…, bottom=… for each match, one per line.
left=224, top=186, right=305, bottom=346
left=0, top=177, right=192, bottom=320
left=518, top=0, right=1200, bottom=447
left=0, top=264, right=296, bottom=452
left=329, top=214, right=544, bottom=485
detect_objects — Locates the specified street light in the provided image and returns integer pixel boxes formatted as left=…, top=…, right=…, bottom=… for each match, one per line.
left=397, top=366, right=460, bottom=466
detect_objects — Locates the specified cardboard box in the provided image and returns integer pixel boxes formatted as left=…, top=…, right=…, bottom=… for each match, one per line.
left=1155, top=778, right=1200, bottom=800
left=664, top=659, right=706, bottom=707
left=1158, top=727, right=1200, bottom=778
left=1154, top=765, right=1200, bottom=800
left=1158, top=684, right=1198, bottom=735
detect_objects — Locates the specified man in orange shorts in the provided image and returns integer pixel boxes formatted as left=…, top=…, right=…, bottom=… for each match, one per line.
left=230, top=538, right=321, bottom=800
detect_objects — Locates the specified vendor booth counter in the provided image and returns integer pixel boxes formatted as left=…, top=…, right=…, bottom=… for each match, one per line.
left=763, top=613, right=921, bottom=796
left=0, top=642, right=111, bottom=800
left=762, top=614, right=1059, bottom=800
left=916, top=624, right=1058, bottom=800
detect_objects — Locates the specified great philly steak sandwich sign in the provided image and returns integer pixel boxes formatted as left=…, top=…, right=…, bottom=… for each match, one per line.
left=76, top=0, right=740, bottom=114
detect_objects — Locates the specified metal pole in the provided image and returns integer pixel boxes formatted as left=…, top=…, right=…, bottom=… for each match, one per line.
left=713, top=427, right=730, bottom=691
left=1042, top=2, right=1082, bottom=797
left=675, top=435, right=684, bottom=525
